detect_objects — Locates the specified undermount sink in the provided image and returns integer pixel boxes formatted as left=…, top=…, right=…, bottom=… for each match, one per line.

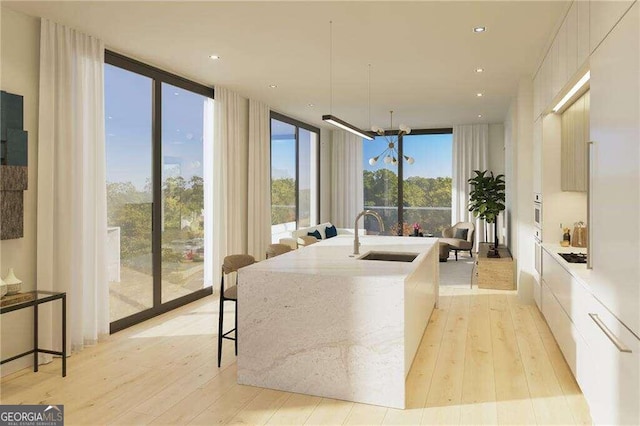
left=358, top=251, right=419, bottom=262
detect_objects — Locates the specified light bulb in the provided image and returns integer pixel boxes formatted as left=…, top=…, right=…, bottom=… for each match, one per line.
left=369, top=157, right=378, bottom=166
left=384, top=155, right=392, bottom=164
left=405, top=127, right=411, bottom=135
left=405, top=156, right=414, bottom=165
left=391, top=156, right=397, bottom=165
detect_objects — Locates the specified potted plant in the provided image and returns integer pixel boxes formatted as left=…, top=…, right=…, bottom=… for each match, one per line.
left=468, top=170, right=506, bottom=258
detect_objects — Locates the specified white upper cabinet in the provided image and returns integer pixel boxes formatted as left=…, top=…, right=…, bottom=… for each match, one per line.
left=590, top=0, right=635, bottom=52
left=566, top=2, right=579, bottom=77
left=533, top=118, right=543, bottom=194
left=533, top=73, right=541, bottom=120
left=550, top=34, right=561, bottom=97
left=535, top=0, right=591, bottom=116
left=557, top=18, right=569, bottom=92
left=577, top=0, right=590, bottom=68
left=589, top=1, right=639, bottom=337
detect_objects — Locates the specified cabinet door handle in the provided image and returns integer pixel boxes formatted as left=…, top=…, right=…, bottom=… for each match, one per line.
left=589, top=313, right=632, bottom=353
left=587, top=141, right=593, bottom=269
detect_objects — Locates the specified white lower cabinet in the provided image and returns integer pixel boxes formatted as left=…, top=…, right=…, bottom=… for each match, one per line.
left=532, top=276, right=541, bottom=311
left=541, top=249, right=640, bottom=425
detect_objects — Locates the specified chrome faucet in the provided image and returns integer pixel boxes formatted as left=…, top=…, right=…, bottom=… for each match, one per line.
left=354, top=210, right=385, bottom=255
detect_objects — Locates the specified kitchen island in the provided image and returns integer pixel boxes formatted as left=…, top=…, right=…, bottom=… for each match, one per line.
left=237, top=235, right=439, bottom=409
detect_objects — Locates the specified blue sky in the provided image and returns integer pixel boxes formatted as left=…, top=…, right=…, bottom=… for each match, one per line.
left=363, top=133, right=453, bottom=178
left=105, top=64, right=207, bottom=190
left=270, top=131, right=452, bottom=181
left=105, top=64, right=451, bottom=188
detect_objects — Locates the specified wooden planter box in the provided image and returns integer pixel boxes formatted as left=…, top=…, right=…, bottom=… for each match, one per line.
left=477, top=243, right=515, bottom=290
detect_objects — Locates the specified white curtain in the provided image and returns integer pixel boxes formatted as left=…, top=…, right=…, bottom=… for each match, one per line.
left=330, top=130, right=364, bottom=228
left=37, top=19, right=108, bottom=354
left=247, top=100, right=271, bottom=260
left=213, top=87, right=247, bottom=286
left=452, top=124, right=489, bottom=250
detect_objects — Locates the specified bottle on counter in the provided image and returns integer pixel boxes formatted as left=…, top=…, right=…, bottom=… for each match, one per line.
left=561, top=228, right=571, bottom=247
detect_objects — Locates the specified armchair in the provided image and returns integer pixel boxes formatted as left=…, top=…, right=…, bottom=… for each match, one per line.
left=441, top=222, right=475, bottom=261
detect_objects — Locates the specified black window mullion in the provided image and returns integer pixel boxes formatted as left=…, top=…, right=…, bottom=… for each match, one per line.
left=397, top=134, right=404, bottom=235
left=152, top=80, right=162, bottom=309
left=316, top=131, right=320, bottom=225
left=295, top=126, right=300, bottom=226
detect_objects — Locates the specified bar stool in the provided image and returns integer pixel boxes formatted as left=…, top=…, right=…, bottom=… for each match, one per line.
left=266, top=243, right=292, bottom=259
left=218, top=254, right=255, bottom=368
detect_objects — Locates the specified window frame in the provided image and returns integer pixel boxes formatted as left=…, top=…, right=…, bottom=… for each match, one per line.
left=365, top=127, right=453, bottom=235
left=269, top=111, right=321, bottom=229
left=105, top=50, right=214, bottom=333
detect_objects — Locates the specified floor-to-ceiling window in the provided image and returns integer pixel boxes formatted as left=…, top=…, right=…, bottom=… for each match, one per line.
left=105, top=51, right=214, bottom=332
left=270, top=112, right=320, bottom=242
left=363, top=129, right=452, bottom=236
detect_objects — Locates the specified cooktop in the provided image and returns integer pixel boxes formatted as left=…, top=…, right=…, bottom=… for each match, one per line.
left=558, top=253, right=587, bottom=264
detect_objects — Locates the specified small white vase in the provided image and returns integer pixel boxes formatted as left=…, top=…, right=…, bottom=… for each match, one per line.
left=4, top=268, right=22, bottom=295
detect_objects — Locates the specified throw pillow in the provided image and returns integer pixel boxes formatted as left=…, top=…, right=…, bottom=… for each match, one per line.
left=454, top=228, right=469, bottom=240
left=325, top=225, right=338, bottom=239
left=307, top=230, right=322, bottom=240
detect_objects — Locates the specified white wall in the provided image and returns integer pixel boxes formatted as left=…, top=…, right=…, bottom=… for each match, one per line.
left=504, top=105, right=516, bottom=252
left=488, top=123, right=506, bottom=244
left=0, top=6, right=40, bottom=376
left=504, top=79, right=536, bottom=302
left=488, top=123, right=505, bottom=176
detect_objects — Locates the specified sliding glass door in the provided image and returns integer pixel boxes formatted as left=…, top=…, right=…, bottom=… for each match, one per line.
left=270, top=112, right=320, bottom=242
left=105, top=52, right=214, bottom=332
left=160, top=83, right=208, bottom=304
left=105, top=64, right=154, bottom=322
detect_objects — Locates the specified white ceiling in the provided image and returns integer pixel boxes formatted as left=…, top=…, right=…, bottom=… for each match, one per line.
left=5, top=1, right=569, bottom=131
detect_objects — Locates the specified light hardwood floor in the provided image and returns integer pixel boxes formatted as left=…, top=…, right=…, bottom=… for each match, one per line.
left=0, top=287, right=592, bottom=425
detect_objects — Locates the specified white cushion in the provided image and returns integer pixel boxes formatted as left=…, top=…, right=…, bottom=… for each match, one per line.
left=290, top=222, right=366, bottom=240
left=291, top=222, right=334, bottom=240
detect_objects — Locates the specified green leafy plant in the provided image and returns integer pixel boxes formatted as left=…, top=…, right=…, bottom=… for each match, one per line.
left=468, top=170, right=506, bottom=254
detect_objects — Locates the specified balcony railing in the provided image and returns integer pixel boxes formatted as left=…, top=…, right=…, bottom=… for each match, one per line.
left=363, top=205, right=452, bottom=236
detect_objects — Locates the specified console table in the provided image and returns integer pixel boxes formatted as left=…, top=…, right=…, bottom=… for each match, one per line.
left=477, top=243, right=515, bottom=290
left=0, top=291, right=67, bottom=377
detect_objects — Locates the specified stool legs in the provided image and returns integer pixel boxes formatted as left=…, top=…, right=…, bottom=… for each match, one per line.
left=234, top=301, right=238, bottom=356
left=217, top=279, right=224, bottom=368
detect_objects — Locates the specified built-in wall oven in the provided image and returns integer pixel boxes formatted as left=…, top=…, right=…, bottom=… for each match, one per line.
left=534, top=193, right=542, bottom=229
left=534, top=193, right=542, bottom=275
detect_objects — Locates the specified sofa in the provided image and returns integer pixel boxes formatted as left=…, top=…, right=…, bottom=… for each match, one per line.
left=289, top=222, right=365, bottom=247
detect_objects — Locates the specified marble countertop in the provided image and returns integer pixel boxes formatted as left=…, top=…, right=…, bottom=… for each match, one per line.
left=244, top=235, right=438, bottom=278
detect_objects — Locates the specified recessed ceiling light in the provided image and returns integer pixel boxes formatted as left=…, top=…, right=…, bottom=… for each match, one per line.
left=269, top=84, right=277, bottom=88
left=174, top=92, right=179, bottom=96
left=209, top=55, right=220, bottom=60
left=477, top=92, right=483, bottom=97
left=475, top=68, right=484, bottom=73
left=307, top=103, right=314, bottom=107
left=478, top=114, right=483, bottom=118
left=473, top=26, right=486, bottom=33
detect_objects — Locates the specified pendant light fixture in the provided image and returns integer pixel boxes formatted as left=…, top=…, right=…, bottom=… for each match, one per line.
left=322, top=21, right=374, bottom=140
left=368, top=110, right=414, bottom=166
